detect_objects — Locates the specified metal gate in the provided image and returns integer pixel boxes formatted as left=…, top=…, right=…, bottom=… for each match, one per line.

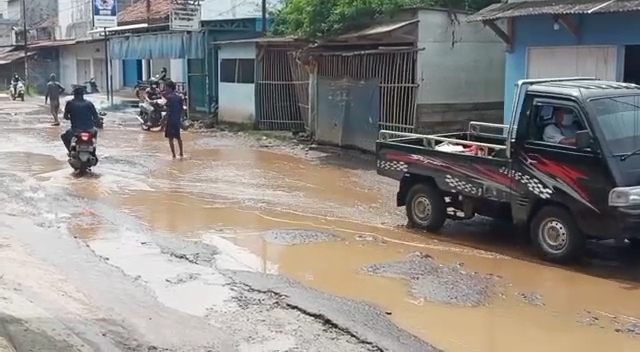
left=316, top=49, right=419, bottom=134
left=316, top=77, right=380, bottom=152
left=256, top=47, right=309, bottom=131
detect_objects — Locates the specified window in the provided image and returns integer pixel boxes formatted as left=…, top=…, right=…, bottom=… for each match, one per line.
left=236, top=59, right=255, bottom=84
left=590, top=94, right=640, bottom=155
left=529, top=102, right=584, bottom=147
left=220, top=58, right=255, bottom=84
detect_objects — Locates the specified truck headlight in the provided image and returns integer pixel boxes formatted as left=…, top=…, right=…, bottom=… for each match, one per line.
left=609, top=187, right=640, bottom=207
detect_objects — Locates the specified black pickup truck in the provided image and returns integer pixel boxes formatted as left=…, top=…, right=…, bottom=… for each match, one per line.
left=377, top=78, right=640, bottom=263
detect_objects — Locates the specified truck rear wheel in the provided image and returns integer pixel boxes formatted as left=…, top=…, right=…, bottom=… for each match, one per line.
left=530, top=206, right=585, bottom=264
left=406, top=184, right=447, bottom=232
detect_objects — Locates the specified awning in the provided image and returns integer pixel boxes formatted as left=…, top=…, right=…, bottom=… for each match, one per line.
left=28, top=39, right=77, bottom=49
left=108, top=31, right=204, bottom=59
left=0, top=51, right=36, bottom=65
left=334, top=19, right=419, bottom=40
left=466, top=0, right=640, bottom=22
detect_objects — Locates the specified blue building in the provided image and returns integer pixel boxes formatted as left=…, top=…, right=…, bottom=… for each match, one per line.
left=467, top=0, right=640, bottom=122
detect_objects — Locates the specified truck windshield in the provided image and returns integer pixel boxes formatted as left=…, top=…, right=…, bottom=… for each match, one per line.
left=590, top=94, right=640, bottom=155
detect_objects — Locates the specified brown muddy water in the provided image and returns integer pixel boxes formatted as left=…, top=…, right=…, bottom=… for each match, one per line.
left=3, top=111, right=640, bottom=352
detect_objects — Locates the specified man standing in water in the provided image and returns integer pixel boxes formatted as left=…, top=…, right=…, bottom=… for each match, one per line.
left=163, top=80, right=184, bottom=158
left=45, top=74, right=65, bottom=126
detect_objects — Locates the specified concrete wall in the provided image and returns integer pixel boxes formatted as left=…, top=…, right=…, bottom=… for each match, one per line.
left=59, top=42, right=123, bottom=91
left=218, top=42, right=256, bottom=124
left=415, top=9, right=505, bottom=133
left=504, top=13, right=640, bottom=122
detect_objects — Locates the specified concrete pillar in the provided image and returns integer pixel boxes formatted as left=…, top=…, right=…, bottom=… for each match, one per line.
left=142, top=60, right=150, bottom=80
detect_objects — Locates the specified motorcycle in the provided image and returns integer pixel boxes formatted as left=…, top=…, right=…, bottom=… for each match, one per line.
left=137, top=98, right=166, bottom=131
left=68, top=130, right=98, bottom=175
left=9, top=81, right=25, bottom=101
left=71, top=78, right=99, bottom=95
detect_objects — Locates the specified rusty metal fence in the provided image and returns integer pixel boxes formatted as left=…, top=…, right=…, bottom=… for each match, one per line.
left=316, top=49, right=419, bottom=134
left=256, top=47, right=310, bottom=131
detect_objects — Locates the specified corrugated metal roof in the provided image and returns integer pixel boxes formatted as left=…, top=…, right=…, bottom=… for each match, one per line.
left=334, top=19, right=419, bottom=40
left=0, top=51, right=36, bottom=65
left=466, top=0, right=640, bottom=22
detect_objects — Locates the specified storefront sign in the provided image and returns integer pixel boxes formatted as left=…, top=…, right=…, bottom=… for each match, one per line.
left=93, top=0, right=118, bottom=28
left=170, top=0, right=201, bottom=31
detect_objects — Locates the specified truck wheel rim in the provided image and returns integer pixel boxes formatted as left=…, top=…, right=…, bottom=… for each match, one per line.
left=413, top=196, right=432, bottom=223
left=539, top=219, right=568, bottom=254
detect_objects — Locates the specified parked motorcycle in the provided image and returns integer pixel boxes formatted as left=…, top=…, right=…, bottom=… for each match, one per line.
left=71, top=78, right=100, bottom=95
left=9, top=81, right=25, bottom=101
left=137, top=98, right=166, bottom=131
left=68, top=130, right=98, bottom=175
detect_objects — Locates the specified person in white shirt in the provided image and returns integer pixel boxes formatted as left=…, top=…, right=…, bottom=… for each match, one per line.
left=543, top=107, right=579, bottom=146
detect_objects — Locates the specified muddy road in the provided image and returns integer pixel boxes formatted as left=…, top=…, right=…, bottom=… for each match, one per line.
left=0, top=98, right=639, bottom=351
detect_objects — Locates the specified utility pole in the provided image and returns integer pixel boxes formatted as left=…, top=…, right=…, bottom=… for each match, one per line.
left=20, top=0, right=28, bottom=93
left=261, top=0, right=267, bottom=34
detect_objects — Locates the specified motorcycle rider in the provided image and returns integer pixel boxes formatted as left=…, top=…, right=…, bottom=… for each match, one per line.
left=45, top=74, right=65, bottom=126
left=61, top=86, right=100, bottom=156
left=10, top=73, right=22, bottom=95
left=143, top=78, right=163, bottom=124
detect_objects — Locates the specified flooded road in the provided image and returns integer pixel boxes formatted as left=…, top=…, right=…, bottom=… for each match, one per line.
left=1, top=98, right=640, bottom=351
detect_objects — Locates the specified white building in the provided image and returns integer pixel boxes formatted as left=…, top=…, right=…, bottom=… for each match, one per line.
left=57, top=0, right=124, bottom=91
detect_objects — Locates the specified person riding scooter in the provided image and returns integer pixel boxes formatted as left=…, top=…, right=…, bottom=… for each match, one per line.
left=11, top=73, right=22, bottom=93
left=141, top=78, right=165, bottom=125
left=61, top=86, right=100, bottom=155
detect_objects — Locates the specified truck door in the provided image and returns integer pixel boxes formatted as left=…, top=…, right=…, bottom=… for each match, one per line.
left=510, top=96, right=611, bottom=232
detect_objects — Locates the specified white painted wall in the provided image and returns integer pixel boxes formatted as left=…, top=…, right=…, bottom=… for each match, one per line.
left=170, top=59, right=185, bottom=82
left=59, top=42, right=123, bottom=91
left=218, top=42, right=256, bottom=124
left=416, top=9, right=505, bottom=104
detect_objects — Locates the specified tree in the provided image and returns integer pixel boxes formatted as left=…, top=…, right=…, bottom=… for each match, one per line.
left=271, top=0, right=502, bottom=39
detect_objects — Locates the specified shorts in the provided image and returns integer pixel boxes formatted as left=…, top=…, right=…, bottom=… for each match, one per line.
left=165, top=123, right=181, bottom=139
left=50, top=101, right=60, bottom=115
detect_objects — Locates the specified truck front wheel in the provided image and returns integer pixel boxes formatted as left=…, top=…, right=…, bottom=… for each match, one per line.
left=406, top=184, right=447, bottom=232
left=530, top=206, right=585, bottom=264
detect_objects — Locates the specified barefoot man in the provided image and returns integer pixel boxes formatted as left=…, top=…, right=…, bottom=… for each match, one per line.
left=163, top=80, right=184, bottom=158
left=45, top=74, right=65, bottom=126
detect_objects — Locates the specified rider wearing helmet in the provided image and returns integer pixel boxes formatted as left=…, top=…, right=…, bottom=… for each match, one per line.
left=158, top=67, right=168, bottom=82
left=61, top=85, right=100, bottom=154
left=145, top=78, right=161, bottom=102
left=11, top=73, right=21, bottom=94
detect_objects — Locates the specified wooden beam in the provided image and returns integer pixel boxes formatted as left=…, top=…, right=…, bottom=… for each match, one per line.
left=556, top=15, right=578, bottom=38
left=482, top=20, right=511, bottom=50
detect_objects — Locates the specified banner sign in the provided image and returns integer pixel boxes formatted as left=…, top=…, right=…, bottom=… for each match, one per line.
left=93, top=0, right=118, bottom=28
left=170, top=0, right=201, bottom=31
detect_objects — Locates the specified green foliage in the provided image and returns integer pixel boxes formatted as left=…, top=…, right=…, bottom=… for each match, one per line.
left=271, top=0, right=501, bottom=39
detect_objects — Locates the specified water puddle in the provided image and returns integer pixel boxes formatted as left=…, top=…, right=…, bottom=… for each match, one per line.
left=4, top=115, right=640, bottom=351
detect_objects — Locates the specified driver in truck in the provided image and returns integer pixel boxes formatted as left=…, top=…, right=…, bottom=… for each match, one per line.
left=543, top=107, right=579, bottom=146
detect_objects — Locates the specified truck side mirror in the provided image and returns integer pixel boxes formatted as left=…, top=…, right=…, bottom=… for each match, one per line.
left=575, top=130, right=592, bottom=150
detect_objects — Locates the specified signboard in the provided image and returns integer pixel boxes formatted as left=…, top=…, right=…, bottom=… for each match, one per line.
left=170, top=0, right=201, bottom=31
left=93, top=0, right=118, bottom=28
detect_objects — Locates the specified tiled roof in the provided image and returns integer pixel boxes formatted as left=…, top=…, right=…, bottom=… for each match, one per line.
left=118, top=0, right=172, bottom=25
left=467, top=0, right=640, bottom=22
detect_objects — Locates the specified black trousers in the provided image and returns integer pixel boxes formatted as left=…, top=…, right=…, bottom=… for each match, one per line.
left=61, top=128, right=98, bottom=152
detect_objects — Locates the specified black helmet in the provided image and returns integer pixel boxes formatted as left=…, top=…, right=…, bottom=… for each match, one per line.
left=161, top=67, right=167, bottom=73
left=149, top=78, right=159, bottom=87
left=72, top=85, right=84, bottom=95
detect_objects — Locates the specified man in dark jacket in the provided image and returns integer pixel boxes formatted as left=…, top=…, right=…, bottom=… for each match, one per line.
left=45, top=74, right=65, bottom=126
left=163, top=80, right=184, bottom=158
left=61, top=86, right=100, bottom=154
